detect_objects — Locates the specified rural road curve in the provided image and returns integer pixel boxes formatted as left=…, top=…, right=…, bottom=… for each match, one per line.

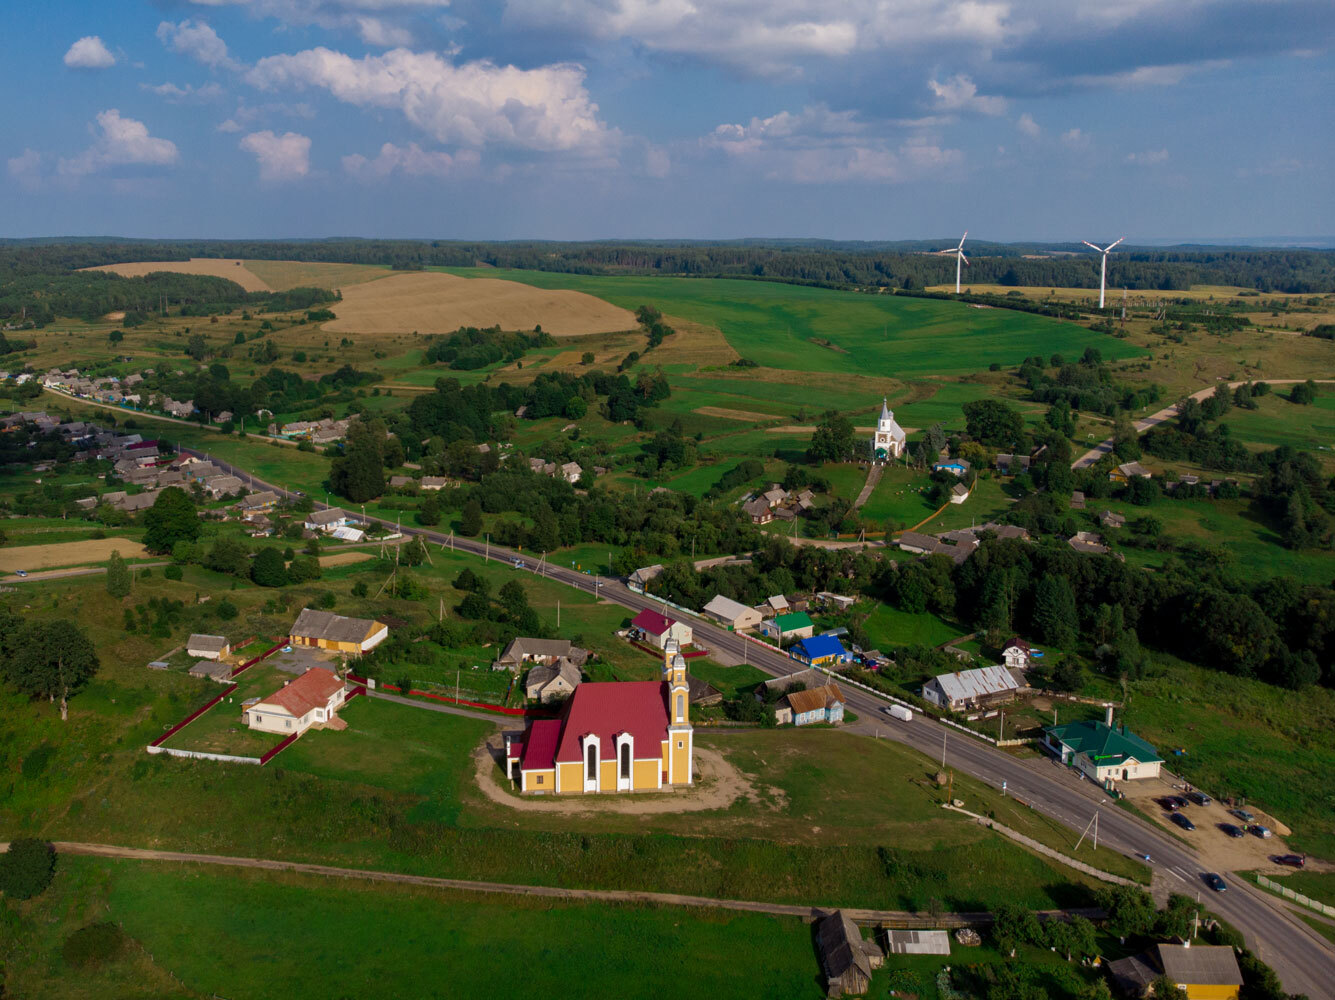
left=1071, top=378, right=1335, bottom=469
left=168, top=445, right=1335, bottom=995
left=10, top=840, right=1094, bottom=927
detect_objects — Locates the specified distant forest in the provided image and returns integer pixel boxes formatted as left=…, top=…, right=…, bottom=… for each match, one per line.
left=1, top=240, right=1333, bottom=310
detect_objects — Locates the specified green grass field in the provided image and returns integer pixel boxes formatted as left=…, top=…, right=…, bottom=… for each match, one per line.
left=440, top=268, right=1142, bottom=377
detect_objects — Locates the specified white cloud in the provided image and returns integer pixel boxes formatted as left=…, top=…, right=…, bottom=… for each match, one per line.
left=240, top=130, right=312, bottom=181
left=59, top=110, right=180, bottom=176
left=64, top=36, right=116, bottom=69
left=343, top=141, right=479, bottom=179
left=7, top=149, right=43, bottom=189
left=1125, top=148, right=1169, bottom=165
left=927, top=74, right=1006, bottom=115
left=1069, top=60, right=1229, bottom=90
left=1016, top=112, right=1040, bottom=137
left=357, top=17, right=414, bottom=47
left=143, top=81, right=226, bottom=103
left=217, top=118, right=243, bottom=133
left=1061, top=127, right=1090, bottom=149
left=157, top=20, right=239, bottom=70
left=705, top=104, right=960, bottom=183
left=246, top=47, right=611, bottom=153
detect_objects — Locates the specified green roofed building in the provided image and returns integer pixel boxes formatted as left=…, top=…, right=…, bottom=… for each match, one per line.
left=1043, top=718, right=1163, bottom=786
left=761, top=611, right=815, bottom=641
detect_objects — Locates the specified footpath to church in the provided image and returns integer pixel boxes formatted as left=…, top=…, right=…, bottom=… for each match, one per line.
left=852, top=464, right=883, bottom=509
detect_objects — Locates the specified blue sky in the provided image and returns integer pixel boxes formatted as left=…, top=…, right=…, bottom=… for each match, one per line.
left=3, top=0, right=1332, bottom=242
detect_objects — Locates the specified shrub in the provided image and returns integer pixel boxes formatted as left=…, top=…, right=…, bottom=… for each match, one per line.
left=62, top=922, right=128, bottom=968
left=0, top=838, right=55, bottom=900
left=216, top=598, right=238, bottom=620
left=351, top=581, right=369, bottom=598
left=164, top=564, right=184, bottom=581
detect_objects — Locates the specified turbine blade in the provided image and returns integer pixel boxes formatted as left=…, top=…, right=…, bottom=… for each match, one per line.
left=1082, top=241, right=1101, bottom=252
left=959, top=231, right=968, bottom=248
left=960, top=254, right=969, bottom=265
left=1108, top=237, right=1125, bottom=251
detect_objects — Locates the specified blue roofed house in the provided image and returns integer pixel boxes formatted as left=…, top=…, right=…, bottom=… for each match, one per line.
left=790, top=633, right=852, bottom=668
left=933, top=458, right=971, bottom=477
left=1043, top=716, right=1163, bottom=785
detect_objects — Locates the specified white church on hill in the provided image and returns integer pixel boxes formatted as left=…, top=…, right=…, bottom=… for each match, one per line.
left=871, top=399, right=907, bottom=462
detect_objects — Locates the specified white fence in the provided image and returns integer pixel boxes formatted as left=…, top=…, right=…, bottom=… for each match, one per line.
left=1256, top=874, right=1335, bottom=918
left=146, top=745, right=261, bottom=765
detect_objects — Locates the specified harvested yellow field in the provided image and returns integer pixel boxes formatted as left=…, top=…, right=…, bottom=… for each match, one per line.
left=84, top=259, right=271, bottom=292
left=318, top=551, right=374, bottom=568
left=695, top=406, right=781, bottom=422
left=0, top=538, right=149, bottom=572
left=322, top=271, right=636, bottom=337
left=242, top=260, right=390, bottom=291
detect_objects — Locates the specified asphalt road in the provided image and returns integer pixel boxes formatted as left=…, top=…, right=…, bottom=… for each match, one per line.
left=187, top=446, right=1335, bottom=994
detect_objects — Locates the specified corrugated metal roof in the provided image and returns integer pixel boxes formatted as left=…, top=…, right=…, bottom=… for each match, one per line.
left=930, top=665, right=1019, bottom=703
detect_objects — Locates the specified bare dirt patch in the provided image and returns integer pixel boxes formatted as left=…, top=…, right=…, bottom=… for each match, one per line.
left=318, top=551, right=374, bottom=568
left=323, top=271, right=637, bottom=337
left=695, top=406, right=781, bottom=422
left=84, top=259, right=271, bottom=292
left=0, top=537, right=148, bottom=572
left=473, top=734, right=779, bottom=815
left=242, top=260, right=390, bottom=292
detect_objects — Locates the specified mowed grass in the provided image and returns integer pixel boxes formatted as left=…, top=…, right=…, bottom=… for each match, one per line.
left=1261, top=870, right=1335, bottom=908
left=441, top=268, right=1141, bottom=378
left=861, top=604, right=962, bottom=649
left=1218, top=392, right=1335, bottom=456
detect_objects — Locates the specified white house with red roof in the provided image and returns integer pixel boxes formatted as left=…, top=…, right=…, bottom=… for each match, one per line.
left=505, top=642, right=694, bottom=794
left=630, top=608, right=693, bottom=650
left=243, top=668, right=348, bottom=736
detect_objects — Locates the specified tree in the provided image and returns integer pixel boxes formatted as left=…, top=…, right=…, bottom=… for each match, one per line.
left=105, top=549, right=131, bottom=598
left=1289, top=380, right=1317, bottom=405
left=287, top=554, right=322, bottom=583
left=963, top=399, right=1024, bottom=446
left=0, top=838, right=56, bottom=900
left=108, top=329, right=124, bottom=343
left=417, top=492, right=441, bottom=526
left=1095, top=885, right=1156, bottom=937
left=186, top=332, right=208, bottom=361
left=581, top=351, right=595, bottom=365
left=250, top=547, right=288, bottom=587
left=216, top=598, right=238, bottom=620
left=460, top=497, right=483, bottom=537
left=806, top=412, right=856, bottom=463
left=1032, top=574, right=1078, bottom=649
left=1147, top=976, right=1187, bottom=1000
left=204, top=535, right=250, bottom=576
left=399, top=536, right=427, bottom=567
left=141, top=486, right=200, bottom=553
left=1, top=620, right=99, bottom=720
left=564, top=395, right=587, bottom=420
left=499, top=579, right=529, bottom=618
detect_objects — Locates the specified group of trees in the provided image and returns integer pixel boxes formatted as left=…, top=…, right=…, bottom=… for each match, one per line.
left=423, top=325, right=555, bottom=370
left=0, top=611, right=99, bottom=720
left=1020, top=350, right=1162, bottom=417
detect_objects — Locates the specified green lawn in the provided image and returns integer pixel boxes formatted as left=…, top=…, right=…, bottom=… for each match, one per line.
left=861, top=604, right=962, bottom=649
left=440, top=268, right=1141, bottom=378
left=1217, top=392, right=1335, bottom=456
left=1259, top=869, right=1335, bottom=908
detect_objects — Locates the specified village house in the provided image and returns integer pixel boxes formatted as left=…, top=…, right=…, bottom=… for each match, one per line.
left=305, top=508, right=352, bottom=534
left=756, top=668, right=827, bottom=700
left=1070, top=490, right=1087, bottom=510
left=630, top=609, right=693, bottom=650
left=505, top=642, right=694, bottom=794
left=420, top=476, right=451, bottom=490
left=921, top=665, right=1021, bottom=712
left=628, top=564, right=664, bottom=591
left=1001, top=637, right=1031, bottom=671
left=115, top=492, right=158, bottom=513
left=237, top=490, right=279, bottom=514
left=243, top=668, right=348, bottom=736
left=288, top=608, right=389, bottom=654
left=524, top=659, right=582, bottom=702
left=760, top=611, right=814, bottom=642
left=762, top=594, right=789, bottom=614
left=742, top=496, right=773, bottom=524
left=496, top=637, right=589, bottom=671
left=188, top=660, right=231, bottom=683
left=816, top=910, right=884, bottom=997
left=388, top=475, right=416, bottom=488
left=1107, top=943, right=1243, bottom=1000
left=995, top=453, right=1031, bottom=474
left=1099, top=510, right=1127, bottom=529
left=202, top=474, right=244, bottom=498
left=949, top=482, right=971, bottom=504
left=1044, top=715, right=1163, bottom=784
left=1068, top=530, right=1110, bottom=555
left=789, top=633, right=852, bottom=668
left=186, top=634, right=230, bottom=660
left=933, top=458, right=971, bottom=477
left=777, top=682, right=846, bottom=726
left=558, top=461, right=583, bottom=484
left=703, top=594, right=763, bottom=631
left=1109, top=460, right=1152, bottom=482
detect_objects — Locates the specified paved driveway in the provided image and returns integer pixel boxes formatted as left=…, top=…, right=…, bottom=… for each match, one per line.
left=266, top=645, right=341, bottom=676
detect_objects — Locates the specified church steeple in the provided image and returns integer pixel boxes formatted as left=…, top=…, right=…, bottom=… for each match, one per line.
left=663, top=639, right=690, bottom=728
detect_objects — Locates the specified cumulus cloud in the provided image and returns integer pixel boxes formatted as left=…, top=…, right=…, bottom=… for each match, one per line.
left=1125, top=148, right=1169, bottom=165
left=7, top=149, right=43, bottom=189
left=59, top=110, right=179, bottom=176
left=1061, top=127, right=1090, bottom=149
left=927, top=74, right=1006, bottom=115
left=143, top=81, right=226, bottom=103
left=240, top=130, right=312, bottom=181
left=343, top=142, right=479, bottom=179
left=357, top=17, right=414, bottom=47
left=706, top=104, right=960, bottom=183
left=64, top=36, right=116, bottom=69
left=246, top=47, right=610, bottom=153
left=1016, top=112, right=1040, bottom=137
left=157, top=20, right=239, bottom=70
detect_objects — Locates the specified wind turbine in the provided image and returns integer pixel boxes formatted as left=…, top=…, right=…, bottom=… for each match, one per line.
left=937, top=232, right=968, bottom=294
left=1082, top=237, right=1124, bottom=309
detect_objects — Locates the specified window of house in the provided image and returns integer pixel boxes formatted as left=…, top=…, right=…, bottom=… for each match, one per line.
left=586, top=744, right=597, bottom=781
left=286, top=720, right=291, bottom=729
left=620, top=742, right=631, bottom=780
left=535, top=775, right=543, bottom=785
left=676, top=694, right=684, bottom=721
left=677, top=741, right=684, bottom=749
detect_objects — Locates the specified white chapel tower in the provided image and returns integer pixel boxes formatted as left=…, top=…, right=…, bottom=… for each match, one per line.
left=872, top=398, right=906, bottom=463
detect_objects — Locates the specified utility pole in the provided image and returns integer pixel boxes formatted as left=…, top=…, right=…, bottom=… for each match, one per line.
left=941, top=729, right=947, bottom=769
left=485, top=534, right=489, bottom=563
left=999, top=710, right=1005, bottom=742
left=557, top=599, right=561, bottom=629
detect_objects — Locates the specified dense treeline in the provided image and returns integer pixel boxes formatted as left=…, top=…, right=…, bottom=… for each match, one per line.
left=423, top=326, right=554, bottom=370
left=0, top=268, right=337, bottom=327
left=2, top=240, right=1332, bottom=294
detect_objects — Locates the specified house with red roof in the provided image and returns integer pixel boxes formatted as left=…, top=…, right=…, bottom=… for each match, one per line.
left=505, top=642, right=694, bottom=794
left=243, top=668, right=348, bottom=736
left=630, top=608, right=693, bottom=650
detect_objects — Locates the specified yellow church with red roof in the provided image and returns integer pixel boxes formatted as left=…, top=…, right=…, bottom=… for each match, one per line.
left=505, top=641, right=693, bottom=794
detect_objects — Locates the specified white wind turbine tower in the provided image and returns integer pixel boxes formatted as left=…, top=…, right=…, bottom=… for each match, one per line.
left=938, top=231, right=968, bottom=294
left=1082, top=237, right=1124, bottom=309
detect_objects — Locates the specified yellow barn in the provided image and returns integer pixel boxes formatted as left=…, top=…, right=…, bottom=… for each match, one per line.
left=289, top=607, right=388, bottom=655
left=506, top=642, right=693, bottom=794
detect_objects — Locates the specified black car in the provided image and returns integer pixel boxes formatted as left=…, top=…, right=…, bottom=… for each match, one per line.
left=1275, top=855, right=1306, bottom=868
left=1171, top=813, right=1196, bottom=832
left=1219, top=823, right=1245, bottom=838
left=1204, top=873, right=1227, bottom=892
left=1187, top=791, right=1213, bottom=806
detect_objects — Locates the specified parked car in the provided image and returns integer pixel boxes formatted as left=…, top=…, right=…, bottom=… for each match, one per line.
left=1169, top=795, right=1190, bottom=808
left=1171, top=813, right=1196, bottom=831
left=1274, top=855, right=1306, bottom=868
left=14, top=570, right=27, bottom=577
left=1232, top=808, right=1255, bottom=823
left=1187, top=791, right=1212, bottom=806
left=1219, top=824, right=1245, bottom=839
left=1250, top=824, right=1273, bottom=839
left=1157, top=797, right=1180, bottom=811
left=1204, top=873, right=1227, bottom=892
